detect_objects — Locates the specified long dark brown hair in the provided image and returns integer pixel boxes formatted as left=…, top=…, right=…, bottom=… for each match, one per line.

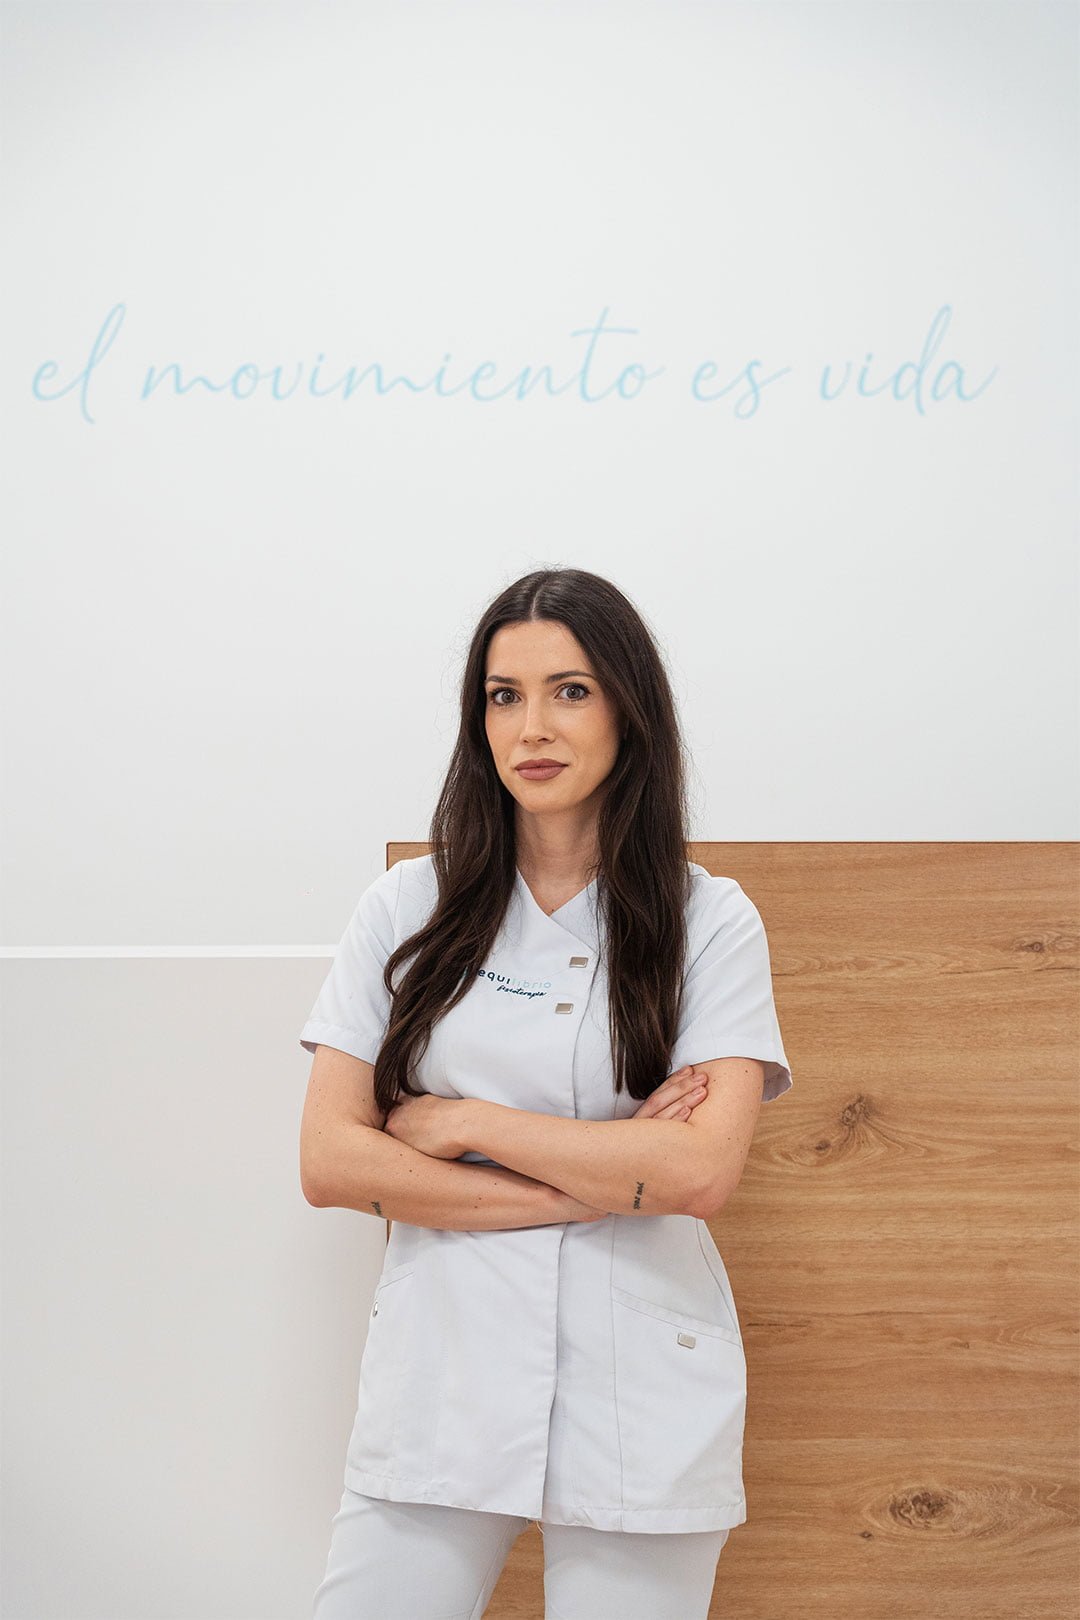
left=371, top=567, right=695, bottom=1116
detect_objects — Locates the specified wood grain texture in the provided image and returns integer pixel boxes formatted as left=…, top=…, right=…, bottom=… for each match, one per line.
left=382, top=840, right=1080, bottom=1618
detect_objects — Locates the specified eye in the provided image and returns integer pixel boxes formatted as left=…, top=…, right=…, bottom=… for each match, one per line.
left=487, top=683, right=591, bottom=706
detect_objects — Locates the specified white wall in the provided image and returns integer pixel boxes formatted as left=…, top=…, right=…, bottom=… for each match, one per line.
left=2, top=2, right=1076, bottom=1615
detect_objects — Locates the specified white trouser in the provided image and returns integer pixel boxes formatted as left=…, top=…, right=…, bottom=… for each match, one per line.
left=312, top=1486, right=730, bottom=1620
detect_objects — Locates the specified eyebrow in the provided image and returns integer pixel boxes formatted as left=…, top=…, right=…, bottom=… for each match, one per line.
left=484, top=670, right=595, bottom=686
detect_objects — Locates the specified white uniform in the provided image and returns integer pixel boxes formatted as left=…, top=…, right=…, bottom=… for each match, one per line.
left=300, top=854, right=792, bottom=1535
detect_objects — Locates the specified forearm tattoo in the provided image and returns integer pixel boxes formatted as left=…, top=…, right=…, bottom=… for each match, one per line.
left=632, top=1180, right=645, bottom=1210
left=371, top=1201, right=383, bottom=1217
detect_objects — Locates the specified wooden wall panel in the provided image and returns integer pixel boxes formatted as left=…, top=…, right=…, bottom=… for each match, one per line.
left=381, top=841, right=1079, bottom=1618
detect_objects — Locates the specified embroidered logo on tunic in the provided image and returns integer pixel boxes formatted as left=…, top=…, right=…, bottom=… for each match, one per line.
left=473, top=965, right=551, bottom=1000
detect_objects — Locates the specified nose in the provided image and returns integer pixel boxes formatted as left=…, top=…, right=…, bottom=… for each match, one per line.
left=519, top=706, right=555, bottom=743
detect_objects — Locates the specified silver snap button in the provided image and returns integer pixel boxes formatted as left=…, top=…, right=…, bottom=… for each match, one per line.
left=569, top=955, right=589, bottom=968
left=677, top=1332, right=696, bottom=1348
left=555, top=1002, right=574, bottom=1013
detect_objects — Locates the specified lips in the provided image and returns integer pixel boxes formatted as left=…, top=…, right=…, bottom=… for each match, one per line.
left=515, top=762, right=567, bottom=779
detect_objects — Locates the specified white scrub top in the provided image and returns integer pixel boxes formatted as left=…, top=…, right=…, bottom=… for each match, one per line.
left=300, top=854, right=793, bottom=1533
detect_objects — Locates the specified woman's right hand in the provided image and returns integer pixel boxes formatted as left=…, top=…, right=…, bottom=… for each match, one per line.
left=556, top=1066, right=712, bottom=1223
left=631, top=1065, right=712, bottom=1123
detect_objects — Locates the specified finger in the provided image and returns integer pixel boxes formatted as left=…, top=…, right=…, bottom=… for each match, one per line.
left=665, top=1078, right=708, bottom=1106
left=665, top=1067, right=709, bottom=1096
left=653, top=1086, right=707, bottom=1120
left=641, top=1074, right=707, bottom=1116
left=653, top=1103, right=687, bottom=1120
left=643, top=1076, right=691, bottom=1115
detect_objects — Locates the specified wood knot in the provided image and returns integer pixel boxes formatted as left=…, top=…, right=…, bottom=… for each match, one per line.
left=890, top=1489, right=954, bottom=1527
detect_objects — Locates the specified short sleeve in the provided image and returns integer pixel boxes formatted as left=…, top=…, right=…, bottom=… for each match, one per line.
left=299, top=863, right=404, bottom=1065
left=668, top=877, right=793, bottom=1103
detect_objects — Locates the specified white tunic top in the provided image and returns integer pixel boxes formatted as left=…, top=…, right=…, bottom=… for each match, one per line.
left=300, top=854, right=793, bottom=1533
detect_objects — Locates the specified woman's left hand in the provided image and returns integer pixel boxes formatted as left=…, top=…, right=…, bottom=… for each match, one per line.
left=383, top=1091, right=469, bottom=1159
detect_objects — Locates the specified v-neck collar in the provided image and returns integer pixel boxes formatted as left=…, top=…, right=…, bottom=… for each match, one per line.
left=514, top=866, right=598, bottom=922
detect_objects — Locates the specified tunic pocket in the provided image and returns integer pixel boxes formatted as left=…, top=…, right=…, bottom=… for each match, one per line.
left=611, top=1285, right=747, bottom=1510
left=347, top=1263, right=416, bottom=1474
left=694, top=1221, right=743, bottom=1343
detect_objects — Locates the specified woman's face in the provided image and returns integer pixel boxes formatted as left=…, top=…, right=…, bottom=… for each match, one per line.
left=484, top=619, right=623, bottom=818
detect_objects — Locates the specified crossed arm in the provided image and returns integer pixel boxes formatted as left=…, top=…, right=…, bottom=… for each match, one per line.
left=457, top=1101, right=707, bottom=1218
left=454, top=1056, right=764, bottom=1220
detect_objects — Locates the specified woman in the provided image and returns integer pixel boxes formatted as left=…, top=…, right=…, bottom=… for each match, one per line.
left=300, top=567, right=793, bottom=1619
